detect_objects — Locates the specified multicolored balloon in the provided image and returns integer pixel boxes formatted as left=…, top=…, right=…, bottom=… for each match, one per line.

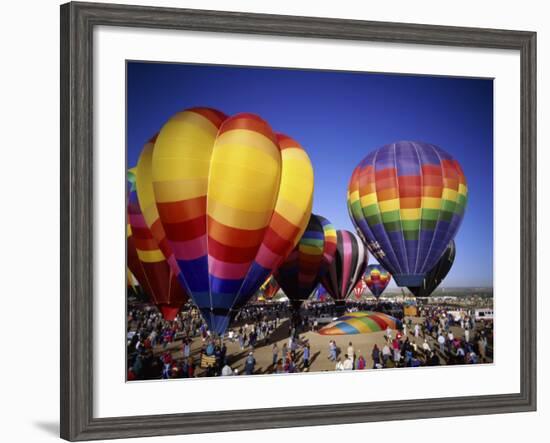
left=408, top=240, right=455, bottom=297
left=127, top=169, right=188, bottom=320
left=319, top=311, right=399, bottom=335
left=364, top=264, right=391, bottom=298
left=274, top=214, right=337, bottom=309
left=135, top=136, right=182, bottom=281
left=151, top=109, right=314, bottom=334
left=259, top=275, right=280, bottom=300
left=352, top=279, right=366, bottom=300
left=347, top=141, right=467, bottom=287
left=309, top=285, right=330, bottom=303
left=321, top=230, right=368, bottom=302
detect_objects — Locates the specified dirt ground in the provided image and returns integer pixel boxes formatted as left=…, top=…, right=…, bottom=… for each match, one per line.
left=152, top=316, right=492, bottom=376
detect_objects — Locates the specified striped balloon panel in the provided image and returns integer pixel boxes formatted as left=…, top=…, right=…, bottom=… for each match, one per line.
left=127, top=176, right=187, bottom=310
left=274, top=214, right=336, bottom=305
left=259, top=275, right=280, bottom=300
left=409, top=240, right=455, bottom=297
left=151, top=110, right=313, bottom=334
left=321, top=230, right=368, bottom=301
left=347, top=141, right=467, bottom=287
left=135, top=137, right=182, bottom=281
left=318, top=311, right=398, bottom=335
left=352, top=280, right=366, bottom=299
left=151, top=108, right=227, bottom=328
left=364, top=264, right=391, bottom=297
left=127, top=224, right=153, bottom=297
left=319, top=215, right=337, bottom=268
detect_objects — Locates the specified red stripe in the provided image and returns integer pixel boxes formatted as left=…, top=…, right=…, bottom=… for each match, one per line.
left=163, top=216, right=205, bottom=241
left=207, top=235, right=259, bottom=263
left=276, top=133, right=303, bottom=151
left=217, top=113, right=278, bottom=145
left=188, top=107, right=227, bottom=128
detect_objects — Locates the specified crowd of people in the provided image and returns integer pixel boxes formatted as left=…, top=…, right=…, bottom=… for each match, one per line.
left=126, top=300, right=493, bottom=380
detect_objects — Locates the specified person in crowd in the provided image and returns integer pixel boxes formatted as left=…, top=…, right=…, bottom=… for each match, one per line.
left=382, top=341, right=392, bottom=366
left=272, top=343, right=279, bottom=367
left=371, top=344, right=381, bottom=368
left=347, top=341, right=355, bottom=364
left=328, top=340, right=337, bottom=361
left=343, top=354, right=354, bottom=370
left=244, top=352, right=256, bottom=375
left=355, top=353, right=366, bottom=370
left=221, top=360, right=233, bottom=376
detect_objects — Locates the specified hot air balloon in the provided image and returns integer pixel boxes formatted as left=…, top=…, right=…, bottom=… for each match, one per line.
left=309, top=285, right=330, bottom=303
left=135, top=135, right=183, bottom=284
left=408, top=240, right=455, bottom=297
left=364, top=264, right=391, bottom=298
left=259, top=275, right=280, bottom=300
left=352, top=279, right=366, bottom=301
left=321, top=230, right=368, bottom=303
left=274, top=214, right=337, bottom=310
left=151, top=109, right=314, bottom=334
left=347, top=141, right=467, bottom=287
left=127, top=168, right=188, bottom=321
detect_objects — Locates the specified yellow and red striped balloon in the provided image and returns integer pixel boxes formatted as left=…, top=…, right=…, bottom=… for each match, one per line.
left=150, top=109, right=314, bottom=334
left=127, top=168, right=188, bottom=320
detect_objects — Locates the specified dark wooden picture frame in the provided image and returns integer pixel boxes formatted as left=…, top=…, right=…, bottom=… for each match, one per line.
left=60, top=2, right=536, bottom=441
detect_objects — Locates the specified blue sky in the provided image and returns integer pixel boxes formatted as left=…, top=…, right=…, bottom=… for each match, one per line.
left=127, top=62, right=493, bottom=288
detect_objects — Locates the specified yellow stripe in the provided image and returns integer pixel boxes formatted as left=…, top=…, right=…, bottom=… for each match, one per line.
left=136, top=142, right=161, bottom=230
left=152, top=112, right=217, bottom=183
left=442, top=188, right=458, bottom=202
left=127, top=224, right=132, bottom=237
left=274, top=147, right=314, bottom=226
left=360, top=192, right=378, bottom=207
left=207, top=199, right=272, bottom=230
left=137, top=249, right=165, bottom=263
left=153, top=178, right=207, bottom=203
left=400, top=208, right=421, bottom=220
left=207, top=143, right=281, bottom=213
left=215, top=129, right=280, bottom=164
left=153, top=156, right=212, bottom=182
left=348, top=189, right=359, bottom=203
left=421, top=197, right=441, bottom=209
left=378, top=198, right=400, bottom=212
left=458, top=183, right=467, bottom=195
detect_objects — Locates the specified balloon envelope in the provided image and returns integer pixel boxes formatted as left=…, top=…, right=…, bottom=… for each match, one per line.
left=319, top=311, right=399, bottom=335
left=259, top=275, right=280, bottom=300
left=151, top=109, right=314, bottom=334
left=408, top=240, right=455, bottom=297
left=364, top=264, right=391, bottom=298
left=348, top=141, right=467, bottom=287
left=321, top=230, right=368, bottom=301
left=274, top=214, right=337, bottom=308
left=127, top=168, right=188, bottom=321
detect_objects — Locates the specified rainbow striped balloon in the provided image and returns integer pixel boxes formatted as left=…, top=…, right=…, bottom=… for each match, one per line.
left=347, top=141, right=467, bottom=287
left=151, top=109, right=314, bottom=334
left=364, top=264, right=391, bottom=298
left=320, top=230, right=368, bottom=302
left=127, top=169, right=188, bottom=320
left=318, top=311, right=399, bottom=335
left=274, top=214, right=337, bottom=308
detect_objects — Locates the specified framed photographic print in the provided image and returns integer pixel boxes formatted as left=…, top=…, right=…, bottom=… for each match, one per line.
left=60, top=1, right=537, bottom=441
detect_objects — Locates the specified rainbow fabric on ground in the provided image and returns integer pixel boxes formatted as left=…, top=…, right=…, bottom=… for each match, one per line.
left=319, top=311, right=399, bottom=335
